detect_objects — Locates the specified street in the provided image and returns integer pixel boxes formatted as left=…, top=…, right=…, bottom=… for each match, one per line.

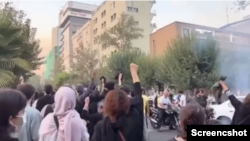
left=146, top=120, right=177, bottom=141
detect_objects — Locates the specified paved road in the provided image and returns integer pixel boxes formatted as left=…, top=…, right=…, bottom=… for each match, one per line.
left=146, top=120, right=177, bottom=141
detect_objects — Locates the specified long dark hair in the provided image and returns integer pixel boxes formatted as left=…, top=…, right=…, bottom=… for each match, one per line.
left=0, top=89, right=26, bottom=137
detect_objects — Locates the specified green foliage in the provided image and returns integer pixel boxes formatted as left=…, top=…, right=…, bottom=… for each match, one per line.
left=71, top=44, right=98, bottom=84
left=0, top=2, right=43, bottom=87
left=156, top=36, right=219, bottom=90
left=234, top=0, right=250, bottom=10
left=0, top=11, right=31, bottom=87
left=27, top=75, right=41, bottom=89
left=96, top=13, right=144, bottom=50
left=107, top=49, right=145, bottom=87
left=54, top=72, right=72, bottom=88
left=136, top=56, right=159, bottom=88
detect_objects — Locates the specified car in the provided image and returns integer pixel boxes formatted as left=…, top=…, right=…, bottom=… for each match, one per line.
left=209, top=95, right=245, bottom=124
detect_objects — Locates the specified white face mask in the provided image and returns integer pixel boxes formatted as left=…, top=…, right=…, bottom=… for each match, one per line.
left=9, top=114, right=25, bottom=134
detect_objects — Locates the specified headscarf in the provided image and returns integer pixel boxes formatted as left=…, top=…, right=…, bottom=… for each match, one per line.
left=39, top=87, right=89, bottom=141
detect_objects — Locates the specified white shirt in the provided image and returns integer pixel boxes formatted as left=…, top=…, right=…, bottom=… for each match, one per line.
left=158, top=96, right=171, bottom=108
left=179, top=95, right=186, bottom=107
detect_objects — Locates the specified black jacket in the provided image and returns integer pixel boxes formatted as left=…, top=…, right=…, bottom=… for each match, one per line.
left=91, top=82, right=144, bottom=141
left=226, top=91, right=250, bottom=125
left=82, top=109, right=103, bottom=138
left=76, top=78, right=96, bottom=117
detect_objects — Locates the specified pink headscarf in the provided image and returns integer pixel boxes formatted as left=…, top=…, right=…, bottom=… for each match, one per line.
left=39, top=87, right=89, bottom=141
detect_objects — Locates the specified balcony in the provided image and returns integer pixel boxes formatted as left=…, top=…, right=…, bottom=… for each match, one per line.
left=150, top=10, right=156, bottom=21
left=151, top=23, right=157, bottom=29
left=150, top=0, right=156, bottom=8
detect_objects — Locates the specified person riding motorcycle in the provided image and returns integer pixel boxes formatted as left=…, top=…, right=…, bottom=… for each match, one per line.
left=157, top=89, right=172, bottom=131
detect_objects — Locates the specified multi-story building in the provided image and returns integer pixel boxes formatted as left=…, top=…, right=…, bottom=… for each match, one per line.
left=59, top=1, right=98, bottom=69
left=44, top=48, right=56, bottom=79
left=72, top=0, right=156, bottom=67
left=219, top=15, right=250, bottom=34
left=150, top=20, right=250, bottom=57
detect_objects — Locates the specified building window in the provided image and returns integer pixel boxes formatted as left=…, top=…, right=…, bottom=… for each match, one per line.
left=94, top=28, right=98, bottom=35
left=94, top=18, right=97, bottom=24
left=111, top=2, right=115, bottom=9
left=127, top=7, right=139, bottom=13
left=133, top=8, right=139, bottom=13
left=101, top=10, right=106, bottom=18
left=102, top=44, right=107, bottom=50
left=182, top=28, right=191, bottom=37
left=135, top=21, right=139, bottom=26
left=111, top=13, right=116, bottom=22
left=127, top=6, right=132, bottom=11
left=102, top=21, right=106, bottom=29
left=72, top=31, right=76, bottom=34
left=94, top=39, right=97, bottom=44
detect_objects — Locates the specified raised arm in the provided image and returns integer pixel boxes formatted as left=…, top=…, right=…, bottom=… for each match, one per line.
left=219, top=81, right=241, bottom=109
left=130, top=63, right=142, bottom=106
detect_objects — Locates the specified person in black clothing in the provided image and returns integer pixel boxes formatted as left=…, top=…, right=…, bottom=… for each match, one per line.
left=76, top=84, right=84, bottom=96
left=167, top=104, right=205, bottom=141
left=219, top=81, right=250, bottom=125
left=36, top=84, right=54, bottom=111
left=82, top=96, right=103, bottom=138
left=0, top=89, right=27, bottom=141
left=91, top=63, right=144, bottom=141
left=88, top=81, right=115, bottom=114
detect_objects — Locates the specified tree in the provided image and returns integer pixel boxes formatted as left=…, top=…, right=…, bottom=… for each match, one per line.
left=107, top=49, right=145, bottom=87
left=1, top=2, right=43, bottom=82
left=71, top=44, right=98, bottom=84
left=234, top=0, right=250, bottom=10
left=136, top=56, right=159, bottom=88
left=156, top=36, right=219, bottom=90
left=0, top=11, right=31, bottom=88
left=54, top=72, right=72, bottom=88
left=52, top=54, right=65, bottom=78
left=96, top=13, right=144, bottom=50
left=27, top=75, right=41, bottom=89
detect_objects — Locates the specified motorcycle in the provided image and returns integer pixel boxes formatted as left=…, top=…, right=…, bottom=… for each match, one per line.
left=149, top=105, right=180, bottom=130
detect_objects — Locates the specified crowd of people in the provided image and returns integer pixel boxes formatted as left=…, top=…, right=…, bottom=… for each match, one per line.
left=0, top=63, right=250, bottom=141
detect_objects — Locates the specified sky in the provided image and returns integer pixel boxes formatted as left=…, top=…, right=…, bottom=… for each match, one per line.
left=9, top=0, right=250, bottom=74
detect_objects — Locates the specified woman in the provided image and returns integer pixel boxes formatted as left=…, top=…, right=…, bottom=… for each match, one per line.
left=0, top=89, right=27, bottom=141
left=39, top=86, right=89, bottom=141
left=219, top=81, right=250, bottom=125
left=91, top=63, right=144, bottom=141
left=167, top=104, right=205, bottom=141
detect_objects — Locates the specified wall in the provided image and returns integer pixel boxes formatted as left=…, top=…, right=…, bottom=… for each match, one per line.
left=150, top=22, right=178, bottom=57
left=126, top=1, right=152, bottom=54
left=150, top=21, right=250, bottom=57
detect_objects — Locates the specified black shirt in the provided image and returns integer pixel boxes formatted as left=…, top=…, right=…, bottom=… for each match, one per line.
left=91, top=82, right=143, bottom=141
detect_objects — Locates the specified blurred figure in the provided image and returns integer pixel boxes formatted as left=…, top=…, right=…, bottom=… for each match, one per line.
left=17, top=84, right=41, bottom=141
left=76, top=84, right=84, bottom=96
left=157, top=89, right=171, bottom=131
left=0, top=89, right=27, bottom=141
left=82, top=97, right=103, bottom=138
left=36, top=84, right=54, bottom=112
left=167, top=104, right=205, bottom=141
left=31, top=91, right=44, bottom=108
left=91, top=63, right=144, bottom=141
left=195, top=89, right=207, bottom=108
left=39, top=87, right=89, bottom=141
